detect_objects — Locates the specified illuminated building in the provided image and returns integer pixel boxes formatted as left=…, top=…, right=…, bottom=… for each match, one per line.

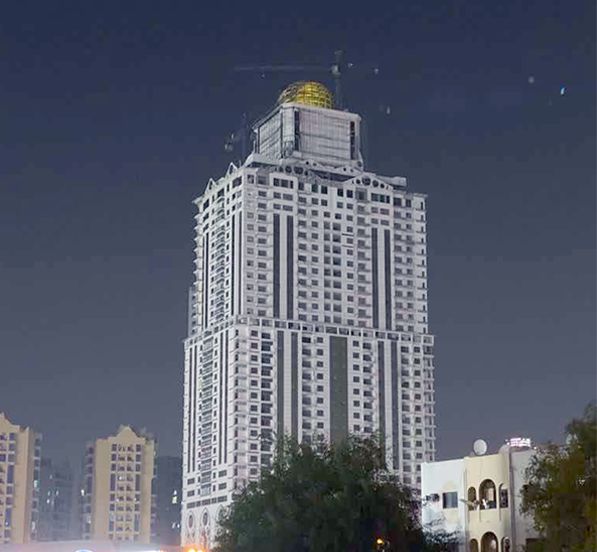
left=0, top=412, right=41, bottom=545
left=81, top=425, right=156, bottom=544
left=182, top=81, right=436, bottom=546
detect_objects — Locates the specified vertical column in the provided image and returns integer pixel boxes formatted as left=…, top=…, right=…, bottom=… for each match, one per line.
left=276, top=331, right=285, bottom=436
left=384, top=229, right=392, bottom=329
left=237, top=214, right=243, bottom=314
left=291, top=333, right=298, bottom=439
left=286, top=216, right=294, bottom=319
left=230, top=215, right=235, bottom=316
left=371, top=228, right=379, bottom=327
left=390, top=342, right=400, bottom=471
left=273, top=214, right=280, bottom=318
left=193, top=345, right=199, bottom=473
left=223, top=331, right=229, bottom=462
left=203, top=234, right=210, bottom=327
left=377, top=342, right=386, bottom=445
left=218, top=339, right=223, bottom=465
left=329, top=336, right=348, bottom=443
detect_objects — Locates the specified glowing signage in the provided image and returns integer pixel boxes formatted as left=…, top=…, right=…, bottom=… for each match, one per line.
left=507, top=437, right=532, bottom=448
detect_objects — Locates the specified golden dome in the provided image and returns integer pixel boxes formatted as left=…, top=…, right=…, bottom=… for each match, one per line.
left=278, top=81, right=334, bottom=109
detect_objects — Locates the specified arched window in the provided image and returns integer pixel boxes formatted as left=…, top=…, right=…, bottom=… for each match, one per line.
left=499, top=483, right=509, bottom=508
left=481, top=532, right=498, bottom=552
left=479, top=479, right=497, bottom=509
left=501, top=537, right=511, bottom=552
left=467, top=486, right=477, bottom=511
left=469, top=538, right=479, bottom=552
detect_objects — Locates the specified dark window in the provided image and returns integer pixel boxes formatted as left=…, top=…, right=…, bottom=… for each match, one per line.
left=442, top=491, right=458, bottom=509
left=294, top=110, right=300, bottom=150
left=499, top=487, right=509, bottom=508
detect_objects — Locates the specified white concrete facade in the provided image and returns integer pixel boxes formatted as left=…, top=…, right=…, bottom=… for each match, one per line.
left=421, top=446, right=538, bottom=552
left=182, top=97, right=436, bottom=547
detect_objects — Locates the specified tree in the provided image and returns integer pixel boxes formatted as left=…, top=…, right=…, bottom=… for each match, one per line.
left=521, top=403, right=596, bottom=552
left=214, top=435, right=455, bottom=552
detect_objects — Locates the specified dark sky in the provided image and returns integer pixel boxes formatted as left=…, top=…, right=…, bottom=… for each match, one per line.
left=1, top=0, right=595, bottom=465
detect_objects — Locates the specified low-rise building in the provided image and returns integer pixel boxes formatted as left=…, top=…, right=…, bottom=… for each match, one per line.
left=0, top=413, right=41, bottom=545
left=421, top=439, right=538, bottom=552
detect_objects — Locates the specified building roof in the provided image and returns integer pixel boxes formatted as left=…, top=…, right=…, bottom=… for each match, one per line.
left=278, top=81, right=334, bottom=109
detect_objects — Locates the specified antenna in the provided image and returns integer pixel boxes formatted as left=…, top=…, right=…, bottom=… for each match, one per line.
left=234, top=50, right=380, bottom=110
left=473, top=439, right=488, bottom=456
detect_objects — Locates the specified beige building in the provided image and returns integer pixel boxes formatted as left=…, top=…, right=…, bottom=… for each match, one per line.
left=0, top=413, right=41, bottom=545
left=421, top=439, right=538, bottom=552
left=82, top=425, right=156, bottom=544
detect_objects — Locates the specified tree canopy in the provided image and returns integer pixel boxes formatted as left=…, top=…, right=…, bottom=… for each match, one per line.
left=521, top=403, right=596, bottom=552
left=214, top=435, right=454, bottom=552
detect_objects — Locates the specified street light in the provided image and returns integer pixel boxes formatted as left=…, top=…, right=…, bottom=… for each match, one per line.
left=375, top=537, right=390, bottom=551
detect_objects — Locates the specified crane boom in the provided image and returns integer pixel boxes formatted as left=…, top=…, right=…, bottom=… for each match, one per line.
left=233, top=50, right=349, bottom=109
left=233, top=65, right=328, bottom=72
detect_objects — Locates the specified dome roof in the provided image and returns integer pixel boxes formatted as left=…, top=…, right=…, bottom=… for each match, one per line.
left=278, top=81, right=334, bottom=109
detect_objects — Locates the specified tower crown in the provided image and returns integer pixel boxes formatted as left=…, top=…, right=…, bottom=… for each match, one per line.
left=278, top=81, right=334, bottom=109
left=254, top=82, right=362, bottom=168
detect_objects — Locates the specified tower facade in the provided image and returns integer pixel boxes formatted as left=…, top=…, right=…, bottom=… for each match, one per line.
left=182, top=82, right=436, bottom=547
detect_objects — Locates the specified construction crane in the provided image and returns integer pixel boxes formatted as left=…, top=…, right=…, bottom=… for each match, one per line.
left=233, top=50, right=379, bottom=110
left=224, top=112, right=250, bottom=158
left=226, top=51, right=380, bottom=158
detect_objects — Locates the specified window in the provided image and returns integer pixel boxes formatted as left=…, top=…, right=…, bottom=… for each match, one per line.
left=442, top=491, right=458, bottom=509
left=479, top=479, right=497, bottom=509
left=499, top=485, right=508, bottom=508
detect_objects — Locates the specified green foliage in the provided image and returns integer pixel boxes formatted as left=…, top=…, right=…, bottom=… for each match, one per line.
left=214, top=435, right=456, bottom=552
left=521, top=403, right=597, bottom=552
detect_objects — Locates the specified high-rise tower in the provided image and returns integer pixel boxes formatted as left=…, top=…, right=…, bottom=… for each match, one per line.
left=182, top=82, right=436, bottom=547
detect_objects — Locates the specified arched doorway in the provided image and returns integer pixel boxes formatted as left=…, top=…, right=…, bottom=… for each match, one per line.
left=481, top=532, right=498, bottom=552
left=469, top=538, right=479, bottom=552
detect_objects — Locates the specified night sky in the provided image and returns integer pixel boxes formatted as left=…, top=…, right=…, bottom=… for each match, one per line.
left=1, top=0, right=595, bottom=466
